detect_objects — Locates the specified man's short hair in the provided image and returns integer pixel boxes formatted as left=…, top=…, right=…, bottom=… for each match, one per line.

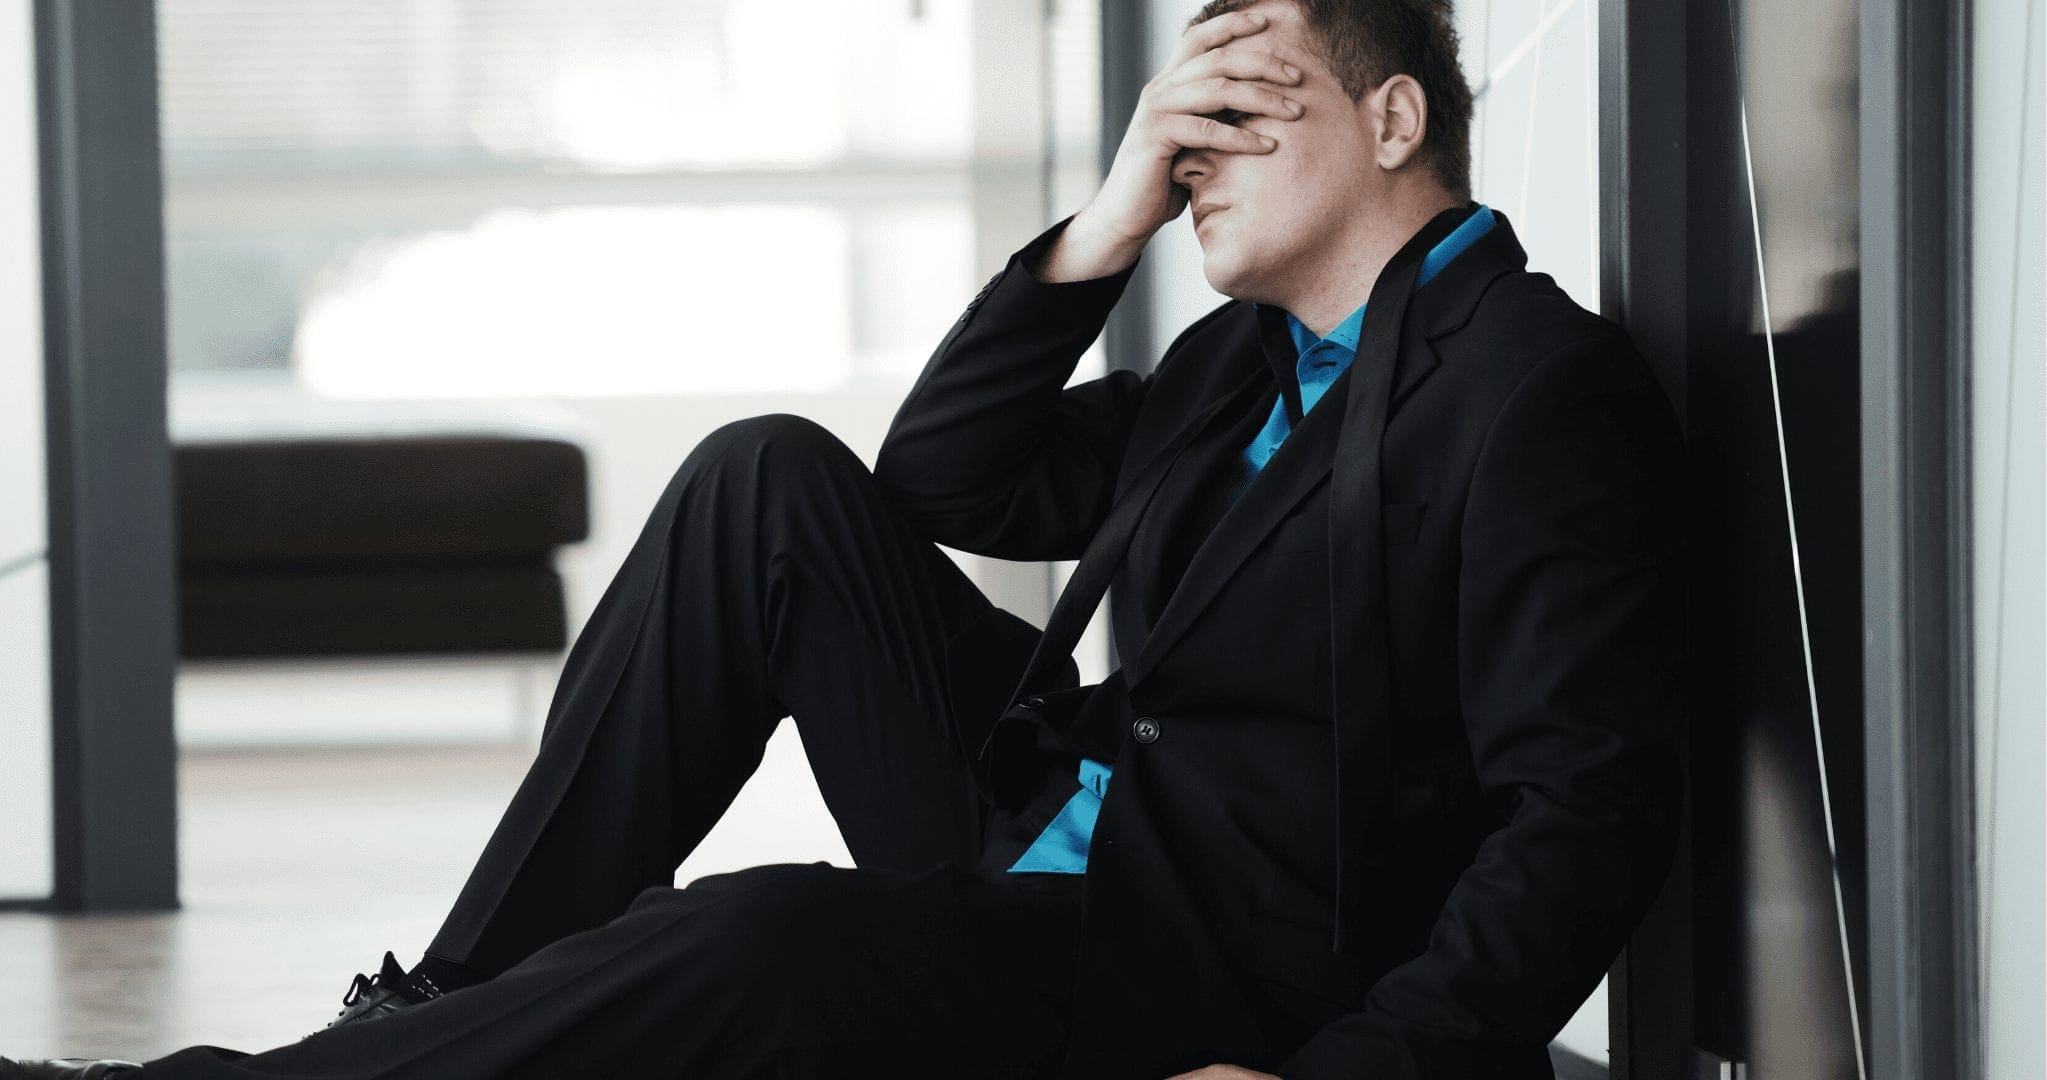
left=1189, top=0, right=1475, bottom=202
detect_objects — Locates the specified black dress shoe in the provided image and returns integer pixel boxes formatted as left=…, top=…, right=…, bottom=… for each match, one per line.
left=313, top=950, right=443, bottom=1037
left=0, top=1059, right=144, bottom=1079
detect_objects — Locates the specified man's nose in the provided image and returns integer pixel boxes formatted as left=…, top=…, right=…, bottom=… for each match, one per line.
left=1170, top=148, right=1211, bottom=189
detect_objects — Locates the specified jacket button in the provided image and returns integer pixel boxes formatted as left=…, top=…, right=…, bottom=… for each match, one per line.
left=1132, top=715, right=1160, bottom=743
left=1019, top=696, right=1045, bottom=709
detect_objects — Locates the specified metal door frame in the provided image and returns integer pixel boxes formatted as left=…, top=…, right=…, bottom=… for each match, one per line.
left=1860, top=0, right=1982, bottom=1075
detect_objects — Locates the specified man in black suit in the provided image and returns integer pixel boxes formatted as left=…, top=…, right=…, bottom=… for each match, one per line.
left=7, top=1, right=1685, bottom=1077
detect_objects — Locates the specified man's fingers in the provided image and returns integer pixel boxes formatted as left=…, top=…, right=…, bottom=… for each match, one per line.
left=1077, top=7, right=1285, bottom=244
left=1157, top=112, right=1276, bottom=156
left=1150, top=76, right=1304, bottom=127
left=1162, top=42, right=1304, bottom=91
left=1164, top=8, right=1269, bottom=70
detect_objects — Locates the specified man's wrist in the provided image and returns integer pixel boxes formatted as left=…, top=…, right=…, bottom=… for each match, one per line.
left=1031, top=210, right=1149, bottom=283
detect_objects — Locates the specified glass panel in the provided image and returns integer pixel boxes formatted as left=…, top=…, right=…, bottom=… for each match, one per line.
left=157, top=0, right=987, bottom=396
left=289, top=205, right=856, bottom=397
left=1969, top=0, right=2046, bottom=1075
left=155, top=0, right=1099, bottom=756
left=1711, top=0, right=1866, bottom=1071
left=0, top=0, right=45, bottom=569
left=0, top=0, right=51, bottom=904
left=1472, top=0, right=1598, bottom=309
left=0, top=564, right=54, bottom=901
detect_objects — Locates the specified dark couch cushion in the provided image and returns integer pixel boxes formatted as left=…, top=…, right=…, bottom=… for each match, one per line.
left=177, top=435, right=588, bottom=564
left=180, top=559, right=567, bottom=659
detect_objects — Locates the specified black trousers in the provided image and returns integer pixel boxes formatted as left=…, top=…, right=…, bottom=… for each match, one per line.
left=137, top=414, right=1089, bottom=1080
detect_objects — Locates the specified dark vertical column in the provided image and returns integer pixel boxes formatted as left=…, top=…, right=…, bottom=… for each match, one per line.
left=1100, top=0, right=1151, bottom=670
left=1598, top=2, right=1690, bottom=1076
left=1098, top=0, right=1152, bottom=383
left=1859, top=0, right=1979, bottom=1073
left=36, top=0, right=180, bottom=911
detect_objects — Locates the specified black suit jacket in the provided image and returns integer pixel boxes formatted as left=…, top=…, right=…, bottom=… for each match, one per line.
left=874, top=203, right=1688, bottom=1079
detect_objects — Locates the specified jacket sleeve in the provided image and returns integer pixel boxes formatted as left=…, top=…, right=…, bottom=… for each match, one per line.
left=1280, top=334, right=1690, bottom=1078
left=873, top=213, right=1151, bottom=561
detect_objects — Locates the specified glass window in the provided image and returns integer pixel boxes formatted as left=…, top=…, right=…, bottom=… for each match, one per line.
left=1968, top=1, right=2045, bottom=1075
left=157, top=0, right=1022, bottom=398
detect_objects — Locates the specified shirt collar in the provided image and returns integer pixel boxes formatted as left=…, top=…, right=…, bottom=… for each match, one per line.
left=1285, top=300, right=1367, bottom=359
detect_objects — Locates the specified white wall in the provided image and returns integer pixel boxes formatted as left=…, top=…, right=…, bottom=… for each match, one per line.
left=0, top=0, right=54, bottom=902
left=1970, top=0, right=2046, bottom=1075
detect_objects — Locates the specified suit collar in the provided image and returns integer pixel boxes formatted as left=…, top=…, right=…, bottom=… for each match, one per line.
left=1411, top=201, right=1527, bottom=340
left=1123, top=375, right=1348, bottom=687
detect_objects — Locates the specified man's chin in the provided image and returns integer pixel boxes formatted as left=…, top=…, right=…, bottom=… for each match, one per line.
left=1199, top=254, right=1265, bottom=304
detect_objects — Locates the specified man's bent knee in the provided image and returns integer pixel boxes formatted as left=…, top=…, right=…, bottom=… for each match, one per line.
left=675, top=413, right=868, bottom=491
left=707, top=412, right=858, bottom=466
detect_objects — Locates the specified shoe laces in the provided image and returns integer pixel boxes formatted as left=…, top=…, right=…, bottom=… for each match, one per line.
left=338, top=971, right=382, bottom=1009
left=337, top=950, right=409, bottom=1012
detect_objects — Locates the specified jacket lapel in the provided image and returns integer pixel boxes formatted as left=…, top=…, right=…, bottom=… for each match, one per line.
left=1001, top=360, right=1269, bottom=708
left=1108, top=326, right=1265, bottom=506
left=1122, top=367, right=1347, bottom=688
left=1409, top=203, right=1530, bottom=339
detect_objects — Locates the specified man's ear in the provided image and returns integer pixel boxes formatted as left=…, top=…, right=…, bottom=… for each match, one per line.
left=1371, top=74, right=1429, bottom=171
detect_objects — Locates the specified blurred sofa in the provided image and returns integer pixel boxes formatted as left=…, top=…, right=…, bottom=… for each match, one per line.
left=168, top=385, right=591, bottom=743
left=176, top=430, right=587, bottom=659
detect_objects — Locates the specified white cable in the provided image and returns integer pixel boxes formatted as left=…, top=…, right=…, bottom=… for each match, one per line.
left=1725, top=1, right=1870, bottom=1075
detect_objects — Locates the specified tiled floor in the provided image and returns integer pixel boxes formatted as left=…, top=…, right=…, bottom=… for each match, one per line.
left=0, top=725, right=850, bottom=1063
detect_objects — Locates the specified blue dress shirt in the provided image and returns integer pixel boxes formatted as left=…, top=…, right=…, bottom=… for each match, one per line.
left=1007, top=205, right=1499, bottom=875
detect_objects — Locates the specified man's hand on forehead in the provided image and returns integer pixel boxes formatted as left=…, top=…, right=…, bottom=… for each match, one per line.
left=1166, top=8, right=1288, bottom=68
left=1150, top=9, right=1312, bottom=145
left=1162, top=11, right=1312, bottom=130
left=1029, top=6, right=1310, bottom=281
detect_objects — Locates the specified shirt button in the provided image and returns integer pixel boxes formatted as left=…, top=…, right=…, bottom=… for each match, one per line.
left=1132, top=715, right=1160, bottom=743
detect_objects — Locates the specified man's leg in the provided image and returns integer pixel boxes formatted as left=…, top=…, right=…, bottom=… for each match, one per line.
left=135, top=862, right=1088, bottom=1079
left=4, top=413, right=1081, bottom=1080
left=422, top=412, right=1056, bottom=979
